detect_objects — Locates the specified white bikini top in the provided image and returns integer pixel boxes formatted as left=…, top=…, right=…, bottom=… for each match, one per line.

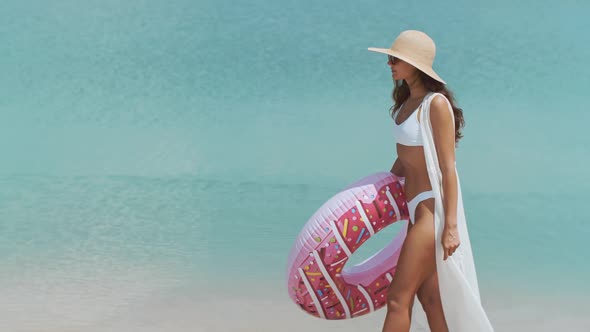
left=392, top=93, right=431, bottom=146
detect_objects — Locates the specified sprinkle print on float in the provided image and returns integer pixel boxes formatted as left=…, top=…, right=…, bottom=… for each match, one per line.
left=285, top=172, right=411, bottom=319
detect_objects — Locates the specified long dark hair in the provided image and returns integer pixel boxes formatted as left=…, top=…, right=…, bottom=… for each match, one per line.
left=389, top=71, right=465, bottom=145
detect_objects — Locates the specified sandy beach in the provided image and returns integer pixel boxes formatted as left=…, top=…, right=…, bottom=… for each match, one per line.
left=2, top=279, right=588, bottom=332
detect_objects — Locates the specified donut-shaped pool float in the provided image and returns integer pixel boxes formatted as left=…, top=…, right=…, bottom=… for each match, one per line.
left=286, top=172, right=410, bottom=319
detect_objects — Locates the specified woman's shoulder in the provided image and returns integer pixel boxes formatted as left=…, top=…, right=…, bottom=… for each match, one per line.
left=429, top=93, right=452, bottom=112
left=428, top=93, right=454, bottom=122
left=429, top=92, right=450, bottom=105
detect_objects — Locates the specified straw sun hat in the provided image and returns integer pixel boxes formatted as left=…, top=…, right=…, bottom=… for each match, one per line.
left=368, top=30, right=446, bottom=84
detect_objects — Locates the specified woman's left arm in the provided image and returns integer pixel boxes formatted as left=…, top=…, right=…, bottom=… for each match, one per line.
left=429, top=95, right=458, bottom=227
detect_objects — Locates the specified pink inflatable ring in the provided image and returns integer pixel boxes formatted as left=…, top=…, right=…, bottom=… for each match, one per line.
left=286, top=172, right=410, bottom=319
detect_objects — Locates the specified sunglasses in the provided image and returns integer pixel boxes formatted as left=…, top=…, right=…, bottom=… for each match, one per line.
left=388, top=55, right=399, bottom=64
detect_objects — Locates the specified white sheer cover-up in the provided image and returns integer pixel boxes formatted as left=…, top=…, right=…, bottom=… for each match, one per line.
left=408, top=92, right=495, bottom=332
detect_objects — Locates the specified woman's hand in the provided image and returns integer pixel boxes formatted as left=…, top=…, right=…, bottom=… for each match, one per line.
left=442, top=222, right=460, bottom=261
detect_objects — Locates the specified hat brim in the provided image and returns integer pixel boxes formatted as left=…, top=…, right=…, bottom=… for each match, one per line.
left=367, top=47, right=446, bottom=84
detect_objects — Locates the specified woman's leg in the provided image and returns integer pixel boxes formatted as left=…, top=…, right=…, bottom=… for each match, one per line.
left=417, top=270, right=449, bottom=332
left=381, top=197, right=437, bottom=332
left=413, top=195, right=448, bottom=332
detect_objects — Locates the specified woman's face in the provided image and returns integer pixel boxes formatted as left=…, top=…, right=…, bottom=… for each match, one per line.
left=387, top=55, right=417, bottom=81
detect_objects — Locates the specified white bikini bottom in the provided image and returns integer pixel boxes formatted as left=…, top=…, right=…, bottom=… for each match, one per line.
left=407, top=190, right=434, bottom=224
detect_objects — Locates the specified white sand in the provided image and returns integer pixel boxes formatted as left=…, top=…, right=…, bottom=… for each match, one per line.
left=2, top=279, right=588, bottom=332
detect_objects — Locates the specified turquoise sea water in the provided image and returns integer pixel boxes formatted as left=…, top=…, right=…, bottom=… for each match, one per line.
left=1, top=0, right=589, bottom=330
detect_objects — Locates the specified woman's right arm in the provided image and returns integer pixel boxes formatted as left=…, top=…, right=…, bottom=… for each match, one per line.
left=390, top=157, right=405, bottom=177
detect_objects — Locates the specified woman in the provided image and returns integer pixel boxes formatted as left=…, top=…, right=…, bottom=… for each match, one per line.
left=368, top=31, right=494, bottom=332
